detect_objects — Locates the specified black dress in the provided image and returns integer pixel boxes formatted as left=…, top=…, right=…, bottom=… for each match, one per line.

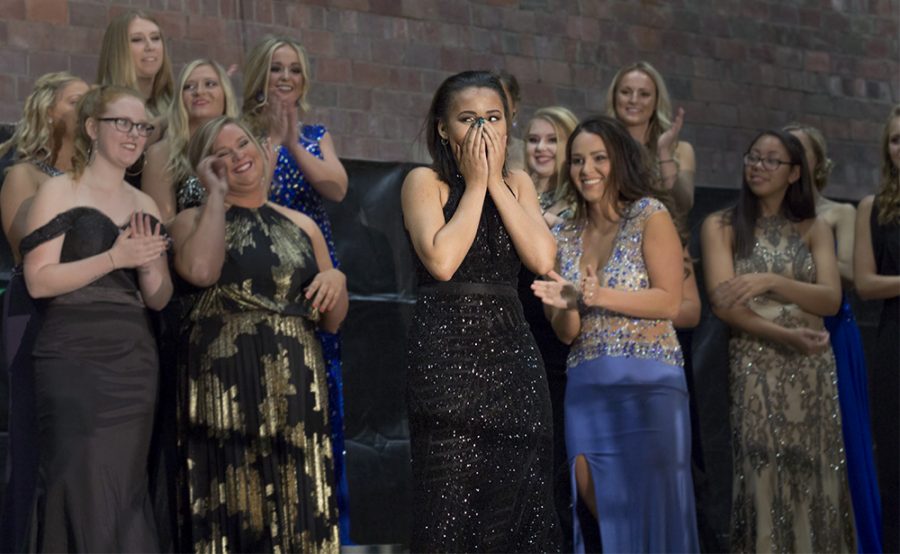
left=176, top=204, right=338, bottom=553
left=869, top=203, right=899, bottom=553
left=19, top=207, right=161, bottom=552
left=406, top=180, right=560, bottom=552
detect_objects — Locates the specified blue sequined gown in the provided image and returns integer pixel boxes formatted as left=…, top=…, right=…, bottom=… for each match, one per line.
left=406, top=178, right=560, bottom=552
left=268, top=123, right=351, bottom=542
left=554, top=198, right=699, bottom=553
left=826, top=293, right=882, bottom=553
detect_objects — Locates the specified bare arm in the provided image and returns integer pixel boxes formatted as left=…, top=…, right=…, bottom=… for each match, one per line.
left=700, top=213, right=829, bottom=353
left=674, top=249, right=701, bottom=329
left=171, top=158, right=228, bottom=287
left=301, top=215, right=348, bottom=333
left=1, top=163, right=39, bottom=263
left=584, top=209, right=683, bottom=320
left=855, top=195, right=900, bottom=300
left=488, top=170, right=556, bottom=275
left=829, top=202, right=856, bottom=283
left=23, top=178, right=167, bottom=299
left=141, top=139, right=177, bottom=224
left=657, top=109, right=695, bottom=212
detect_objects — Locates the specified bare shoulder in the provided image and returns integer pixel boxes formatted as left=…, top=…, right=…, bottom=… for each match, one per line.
left=702, top=209, right=730, bottom=232
left=506, top=168, right=534, bottom=192
left=857, top=195, right=874, bottom=212
left=2, top=163, right=41, bottom=196
left=403, top=166, right=440, bottom=188
left=145, top=136, right=170, bottom=160
left=267, top=202, right=317, bottom=233
left=402, top=166, right=447, bottom=203
left=132, top=187, right=164, bottom=218
left=676, top=140, right=695, bottom=158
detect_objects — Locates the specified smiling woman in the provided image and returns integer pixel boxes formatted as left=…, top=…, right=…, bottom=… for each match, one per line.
left=18, top=85, right=172, bottom=552
left=701, top=129, right=854, bottom=552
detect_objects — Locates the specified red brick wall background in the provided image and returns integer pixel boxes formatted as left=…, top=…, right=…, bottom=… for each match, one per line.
left=0, top=0, right=898, bottom=199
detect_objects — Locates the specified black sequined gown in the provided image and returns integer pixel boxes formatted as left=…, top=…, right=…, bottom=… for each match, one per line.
left=406, top=181, right=560, bottom=552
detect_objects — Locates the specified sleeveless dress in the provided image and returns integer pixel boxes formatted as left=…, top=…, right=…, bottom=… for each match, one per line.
left=177, top=204, right=338, bottom=553
left=826, top=291, right=882, bottom=553
left=0, top=161, right=58, bottom=553
left=19, top=207, right=162, bottom=552
left=406, top=179, right=560, bottom=552
left=729, top=214, right=855, bottom=553
left=869, top=204, right=899, bottom=554
left=555, top=197, right=699, bottom=553
left=268, top=124, right=351, bottom=543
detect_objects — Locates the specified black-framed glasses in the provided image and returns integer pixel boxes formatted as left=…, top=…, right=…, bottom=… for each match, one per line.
left=98, top=117, right=155, bottom=137
left=743, top=153, right=794, bottom=171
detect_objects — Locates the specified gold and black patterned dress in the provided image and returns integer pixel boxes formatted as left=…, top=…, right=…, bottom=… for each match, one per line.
left=177, top=204, right=338, bottom=553
left=729, top=214, right=855, bottom=553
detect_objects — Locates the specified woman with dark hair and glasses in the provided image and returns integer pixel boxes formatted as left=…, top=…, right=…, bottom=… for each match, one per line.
left=402, top=70, right=559, bottom=552
left=701, top=130, right=855, bottom=552
left=19, top=85, right=172, bottom=552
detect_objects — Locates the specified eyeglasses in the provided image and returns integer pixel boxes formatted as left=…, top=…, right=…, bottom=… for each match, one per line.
left=97, top=117, right=155, bottom=137
left=743, top=153, right=794, bottom=171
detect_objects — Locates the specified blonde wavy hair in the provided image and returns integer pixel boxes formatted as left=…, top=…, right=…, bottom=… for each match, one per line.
left=524, top=106, right=579, bottom=203
left=241, top=36, right=311, bottom=138
left=0, top=72, right=85, bottom=166
left=876, top=104, right=900, bottom=224
left=605, top=61, right=674, bottom=156
left=96, top=10, right=174, bottom=117
left=188, top=116, right=269, bottom=182
left=71, top=85, right=146, bottom=179
left=783, top=122, right=835, bottom=192
left=165, top=59, right=239, bottom=186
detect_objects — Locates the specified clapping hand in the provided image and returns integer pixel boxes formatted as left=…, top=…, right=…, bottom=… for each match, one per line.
left=108, top=212, right=168, bottom=270
left=657, top=106, right=685, bottom=159
left=532, top=270, right=579, bottom=310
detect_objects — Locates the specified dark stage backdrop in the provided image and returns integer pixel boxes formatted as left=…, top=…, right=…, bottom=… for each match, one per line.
left=0, top=122, right=889, bottom=548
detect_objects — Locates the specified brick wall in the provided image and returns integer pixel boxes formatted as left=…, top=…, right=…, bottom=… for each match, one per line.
left=0, top=0, right=898, bottom=199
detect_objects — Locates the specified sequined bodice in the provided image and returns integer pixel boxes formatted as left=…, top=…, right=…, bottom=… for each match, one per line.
left=176, top=175, right=205, bottom=213
left=556, top=197, right=682, bottom=367
left=269, top=124, right=339, bottom=268
left=734, top=214, right=816, bottom=282
left=189, top=204, right=320, bottom=322
left=413, top=181, right=521, bottom=287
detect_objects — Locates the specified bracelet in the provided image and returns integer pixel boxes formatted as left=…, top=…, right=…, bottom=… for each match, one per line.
left=107, top=251, right=116, bottom=270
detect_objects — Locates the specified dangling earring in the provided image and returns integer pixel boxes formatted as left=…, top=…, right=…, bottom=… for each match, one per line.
left=441, top=137, right=448, bottom=146
left=255, top=91, right=265, bottom=103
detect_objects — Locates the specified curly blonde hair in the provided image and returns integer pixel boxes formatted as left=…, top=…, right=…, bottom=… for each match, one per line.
left=876, top=104, right=900, bottom=224
left=605, top=61, right=674, bottom=156
left=241, top=36, right=311, bottom=138
left=165, top=59, right=239, bottom=186
left=96, top=10, right=174, bottom=117
left=0, top=72, right=85, bottom=166
left=71, top=85, right=146, bottom=179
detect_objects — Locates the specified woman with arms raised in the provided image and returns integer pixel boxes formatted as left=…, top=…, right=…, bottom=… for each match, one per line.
left=170, top=116, right=347, bottom=553
left=402, top=70, right=559, bottom=552
left=21, top=84, right=172, bottom=552
left=533, top=116, right=698, bottom=553
left=701, top=129, right=854, bottom=552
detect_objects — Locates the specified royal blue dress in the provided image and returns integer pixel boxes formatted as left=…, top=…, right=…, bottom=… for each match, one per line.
left=827, top=293, right=883, bottom=553
left=268, top=123, right=351, bottom=544
left=555, top=198, right=699, bottom=553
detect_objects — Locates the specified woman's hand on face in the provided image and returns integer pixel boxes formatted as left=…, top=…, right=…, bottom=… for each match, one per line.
left=455, top=122, right=488, bottom=189
left=786, top=327, right=830, bottom=355
left=196, top=156, right=229, bottom=196
left=532, top=270, right=579, bottom=310
left=657, top=106, right=685, bottom=159
left=482, top=120, right=505, bottom=185
left=108, top=212, right=168, bottom=270
left=305, top=268, right=346, bottom=313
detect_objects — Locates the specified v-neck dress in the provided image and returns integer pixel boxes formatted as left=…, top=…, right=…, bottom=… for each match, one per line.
left=554, top=197, right=699, bottom=553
